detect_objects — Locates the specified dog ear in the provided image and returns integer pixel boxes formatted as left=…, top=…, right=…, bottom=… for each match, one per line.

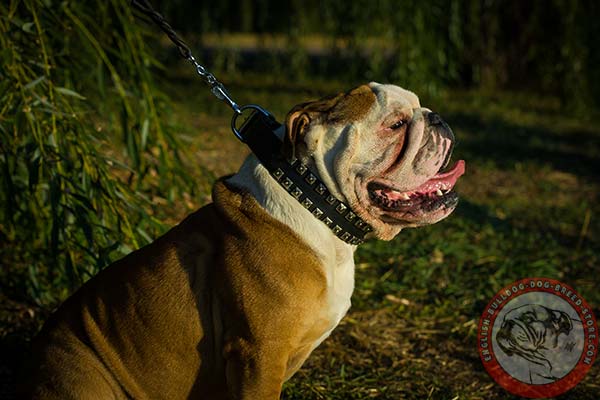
left=283, top=105, right=312, bottom=161
left=554, top=310, right=573, bottom=334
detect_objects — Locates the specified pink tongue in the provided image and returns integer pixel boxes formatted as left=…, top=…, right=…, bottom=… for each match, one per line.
left=380, top=160, right=466, bottom=200
left=413, top=160, right=466, bottom=193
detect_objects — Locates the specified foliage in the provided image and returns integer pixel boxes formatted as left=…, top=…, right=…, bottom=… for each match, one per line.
left=0, top=0, right=599, bottom=393
left=156, top=0, right=600, bottom=110
left=0, top=0, right=194, bottom=306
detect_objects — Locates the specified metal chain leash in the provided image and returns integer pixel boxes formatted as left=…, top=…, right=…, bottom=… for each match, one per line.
left=130, top=0, right=373, bottom=243
left=131, top=0, right=241, bottom=114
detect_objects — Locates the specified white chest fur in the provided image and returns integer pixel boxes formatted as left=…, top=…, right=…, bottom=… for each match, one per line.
left=311, top=246, right=355, bottom=349
left=227, top=156, right=356, bottom=344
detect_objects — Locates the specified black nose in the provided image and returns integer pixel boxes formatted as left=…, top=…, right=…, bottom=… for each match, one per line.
left=428, top=112, right=443, bottom=125
left=426, top=111, right=454, bottom=142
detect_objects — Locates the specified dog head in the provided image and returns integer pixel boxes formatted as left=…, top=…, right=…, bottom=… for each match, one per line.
left=284, top=83, right=465, bottom=240
left=496, top=304, right=573, bottom=362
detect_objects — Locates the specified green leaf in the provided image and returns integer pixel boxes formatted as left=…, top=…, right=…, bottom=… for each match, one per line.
left=140, top=118, right=149, bottom=150
left=55, top=86, right=86, bottom=100
left=24, top=76, right=46, bottom=90
left=136, top=226, right=152, bottom=244
left=21, top=22, right=35, bottom=33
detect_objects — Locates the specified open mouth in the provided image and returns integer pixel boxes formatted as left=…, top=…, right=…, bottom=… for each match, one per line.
left=368, top=159, right=466, bottom=213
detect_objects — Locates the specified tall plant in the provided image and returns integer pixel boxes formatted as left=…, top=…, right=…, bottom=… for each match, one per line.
left=0, top=0, right=194, bottom=306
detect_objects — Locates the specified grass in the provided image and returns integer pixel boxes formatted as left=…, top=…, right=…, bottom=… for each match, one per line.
left=1, top=65, right=599, bottom=399
left=162, top=67, right=600, bottom=399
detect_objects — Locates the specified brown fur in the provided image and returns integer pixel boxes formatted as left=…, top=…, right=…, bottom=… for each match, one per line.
left=283, top=84, right=376, bottom=159
left=24, top=180, right=330, bottom=399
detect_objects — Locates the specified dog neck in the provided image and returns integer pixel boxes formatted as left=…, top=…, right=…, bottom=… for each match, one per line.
left=227, top=155, right=356, bottom=266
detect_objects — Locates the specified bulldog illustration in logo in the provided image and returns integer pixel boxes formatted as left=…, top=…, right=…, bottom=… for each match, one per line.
left=495, top=304, right=582, bottom=384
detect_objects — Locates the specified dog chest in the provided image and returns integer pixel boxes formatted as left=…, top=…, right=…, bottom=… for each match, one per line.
left=313, top=251, right=355, bottom=347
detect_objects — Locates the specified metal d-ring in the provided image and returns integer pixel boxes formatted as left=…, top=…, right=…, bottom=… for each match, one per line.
left=231, top=105, right=273, bottom=142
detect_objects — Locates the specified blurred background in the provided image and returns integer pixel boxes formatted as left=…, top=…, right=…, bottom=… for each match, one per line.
left=156, top=0, right=600, bottom=110
left=1, top=1, right=599, bottom=398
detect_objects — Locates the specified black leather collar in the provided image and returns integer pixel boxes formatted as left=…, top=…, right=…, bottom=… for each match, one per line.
left=237, top=108, right=372, bottom=245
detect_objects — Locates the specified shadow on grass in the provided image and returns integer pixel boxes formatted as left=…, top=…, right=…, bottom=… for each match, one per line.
left=445, top=111, right=600, bottom=180
left=454, top=198, right=512, bottom=231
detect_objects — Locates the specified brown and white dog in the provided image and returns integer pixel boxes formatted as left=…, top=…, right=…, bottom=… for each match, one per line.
left=24, top=83, right=465, bottom=399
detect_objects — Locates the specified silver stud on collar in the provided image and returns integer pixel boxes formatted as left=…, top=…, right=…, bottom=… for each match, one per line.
left=350, top=237, right=363, bottom=245
left=282, top=177, right=293, bottom=190
left=269, top=159, right=372, bottom=245
left=296, top=164, right=308, bottom=175
left=291, top=187, right=303, bottom=199
left=305, top=173, right=317, bottom=185
left=273, top=168, right=284, bottom=180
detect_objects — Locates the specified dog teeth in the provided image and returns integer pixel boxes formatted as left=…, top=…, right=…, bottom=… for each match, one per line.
left=399, top=193, right=410, bottom=200
left=436, top=189, right=443, bottom=196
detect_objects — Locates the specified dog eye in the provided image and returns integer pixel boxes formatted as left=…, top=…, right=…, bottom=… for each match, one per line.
left=390, top=120, right=405, bottom=130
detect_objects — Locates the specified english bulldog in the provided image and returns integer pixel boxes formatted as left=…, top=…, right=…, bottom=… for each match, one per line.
left=496, top=304, right=581, bottom=384
left=24, top=83, right=465, bottom=399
